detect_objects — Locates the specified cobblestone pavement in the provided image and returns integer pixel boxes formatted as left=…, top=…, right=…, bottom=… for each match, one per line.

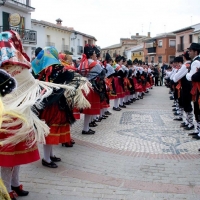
left=18, top=86, right=200, bottom=200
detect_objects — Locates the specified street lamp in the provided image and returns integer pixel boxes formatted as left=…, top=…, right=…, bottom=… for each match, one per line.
left=0, top=0, right=6, bottom=6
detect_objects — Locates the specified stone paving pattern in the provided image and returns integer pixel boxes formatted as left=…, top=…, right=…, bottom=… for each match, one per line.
left=17, top=86, right=200, bottom=200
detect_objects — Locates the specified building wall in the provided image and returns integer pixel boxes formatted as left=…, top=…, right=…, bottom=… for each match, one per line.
left=0, top=6, right=31, bottom=29
left=0, top=4, right=35, bottom=59
left=70, top=33, right=83, bottom=59
left=144, top=37, right=176, bottom=64
left=132, top=51, right=144, bottom=61
left=175, top=29, right=193, bottom=56
left=193, top=31, right=200, bottom=43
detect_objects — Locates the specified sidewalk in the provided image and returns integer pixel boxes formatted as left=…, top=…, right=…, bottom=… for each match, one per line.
left=18, top=86, right=200, bottom=200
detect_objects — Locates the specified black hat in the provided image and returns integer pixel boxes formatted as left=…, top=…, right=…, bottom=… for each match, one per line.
left=0, top=69, right=16, bottom=97
left=121, top=56, right=126, bottom=63
left=174, top=56, right=183, bottom=63
left=182, top=51, right=191, bottom=60
left=187, top=43, right=200, bottom=51
left=35, top=47, right=42, bottom=57
left=84, top=45, right=94, bottom=59
left=127, top=59, right=132, bottom=66
left=133, top=58, right=138, bottom=64
left=115, top=55, right=123, bottom=63
left=105, top=52, right=112, bottom=62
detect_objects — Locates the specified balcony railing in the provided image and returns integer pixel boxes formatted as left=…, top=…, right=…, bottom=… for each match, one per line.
left=177, top=44, right=184, bottom=52
left=10, top=0, right=35, bottom=9
left=62, top=45, right=69, bottom=51
left=46, top=42, right=55, bottom=47
left=77, top=46, right=83, bottom=55
left=0, top=26, right=37, bottom=44
left=147, top=47, right=156, bottom=54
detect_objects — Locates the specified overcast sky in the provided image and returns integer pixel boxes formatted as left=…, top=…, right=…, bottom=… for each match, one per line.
left=31, top=0, right=200, bottom=48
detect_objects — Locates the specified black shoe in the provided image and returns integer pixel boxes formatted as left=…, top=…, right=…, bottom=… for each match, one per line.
left=102, top=115, right=108, bottom=118
left=89, top=122, right=98, bottom=127
left=11, top=185, right=29, bottom=196
left=173, top=118, right=183, bottom=121
left=174, top=112, right=179, bottom=116
left=172, top=108, right=178, bottom=111
left=124, top=102, right=130, bottom=105
left=113, top=107, right=121, bottom=111
left=119, top=104, right=126, bottom=108
left=180, top=122, right=188, bottom=127
left=82, top=129, right=95, bottom=134
left=89, top=129, right=95, bottom=133
left=42, top=159, right=58, bottom=168
left=105, top=111, right=112, bottom=115
left=50, top=156, right=61, bottom=162
left=192, top=135, right=200, bottom=140
left=132, top=98, right=136, bottom=102
left=184, top=125, right=195, bottom=130
left=61, top=142, right=73, bottom=147
left=188, top=132, right=199, bottom=136
left=170, top=97, right=174, bottom=100
left=139, top=96, right=143, bottom=99
left=136, top=98, right=139, bottom=100
left=172, top=105, right=176, bottom=107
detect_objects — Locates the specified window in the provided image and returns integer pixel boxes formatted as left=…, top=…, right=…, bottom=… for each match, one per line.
left=158, top=40, right=162, bottom=47
left=78, top=39, right=80, bottom=46
left=189, top=35, right=193, bottom=43
left=132, top=53, right=134, bottom=56
left=169, top=40, right=176, bottom=47
left=158, top=56, right=162, bottom=63
left=85, top=40, right=87, bottom=45
left=145, top=57, right=148, bottom=63
left=139, top=52, right=141, bottom=55
left=151, top=56, right=154, bottom=63
left=169, top=56, right=175, bottom=62
left=62, top=38, right=65, bottom=45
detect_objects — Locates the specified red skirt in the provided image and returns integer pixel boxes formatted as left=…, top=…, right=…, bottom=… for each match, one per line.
left=82, top=88, right=101, bottom=115
left=40, top=104, right=71, bottom=145
left=73, top=107, right=80, bottom=120
left=114, top=77, right=125, bottom=98
left=133, top=77, right=143, bottom=92
left=100, top=100, right=110, bottom=109
left=0, top=123, right=39, bottom=167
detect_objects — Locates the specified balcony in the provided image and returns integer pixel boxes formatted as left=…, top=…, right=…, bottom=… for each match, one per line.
left=177, top=44, right=184, bottom=52
left=0, top=26, right=37, bottom=44
left=62, top=45, right=69, bottom=51
left=46, top=42, right=55, bottom=47
left=147, top=47, right=156, bottom=54
left=6, top=0, right=35, bottom=12
left=77, top=46, right=83, bottom=55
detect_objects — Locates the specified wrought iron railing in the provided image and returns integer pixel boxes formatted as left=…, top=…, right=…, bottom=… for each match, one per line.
left=46, top=42, right=55, bottom=47
left=62, top=45, right=69, bottom=51
left=177, top=44, right=184, bottom=52
left=0, top=26, right=37, bottom=44
left=77, top=46, right=83, bottom=55
left=147, top=47, right=156, bottom=54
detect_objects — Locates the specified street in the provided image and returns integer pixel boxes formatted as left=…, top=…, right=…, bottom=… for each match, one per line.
left=19, top=86, right=200, bottom=200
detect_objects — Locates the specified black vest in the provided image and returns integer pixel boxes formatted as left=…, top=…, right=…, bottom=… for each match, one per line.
left=188, top=56, right=200, bottom=72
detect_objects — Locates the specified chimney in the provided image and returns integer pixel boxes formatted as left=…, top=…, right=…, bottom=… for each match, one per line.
left=148, top=32, right=151, bottom=37
left=136, top=33, right=139, bottom=36
left=56, top=18, right=62, bottom=26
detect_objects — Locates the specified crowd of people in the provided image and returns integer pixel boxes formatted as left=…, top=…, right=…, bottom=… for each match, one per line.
left=0, top=30, right=160, bottom=200
left=164, top=43, right=200, bottom=147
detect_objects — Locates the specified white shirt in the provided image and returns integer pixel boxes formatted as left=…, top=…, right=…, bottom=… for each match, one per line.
left=186, top=56, right=200, bottom=81
left=173, top=61, right=190, bottom=83
left=170, top=68, right=178, bottom=80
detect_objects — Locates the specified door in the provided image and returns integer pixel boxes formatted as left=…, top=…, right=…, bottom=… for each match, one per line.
left=2, top=12, right=10, bottom=31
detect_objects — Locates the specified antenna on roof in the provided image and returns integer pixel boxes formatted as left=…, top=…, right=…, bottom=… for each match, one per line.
left=149, top=22, right=151, bottom=32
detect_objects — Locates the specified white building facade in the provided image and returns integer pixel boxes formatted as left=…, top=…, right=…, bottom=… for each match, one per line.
left=0, top=0, right=37, bottom=59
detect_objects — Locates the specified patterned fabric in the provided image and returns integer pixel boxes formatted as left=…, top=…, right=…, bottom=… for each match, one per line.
left=32, top=46, right=61, bottom=75
left=0, top=31, right=30, bottom=69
